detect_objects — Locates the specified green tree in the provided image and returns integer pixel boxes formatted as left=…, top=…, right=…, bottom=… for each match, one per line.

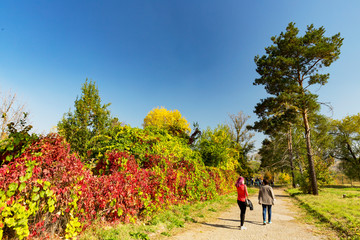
left=57, top=79, right=113, bottom=159
left=0, top=112, right=38, bottom=166
left=332, top=114, right=360, bottom=181
left=254, top=22, right=343, bottom=195
left=257, top=113, right=334, bottom=192
left=251, top=94, right=299, bottom=188
left=196, top=125, right=241, bottom=171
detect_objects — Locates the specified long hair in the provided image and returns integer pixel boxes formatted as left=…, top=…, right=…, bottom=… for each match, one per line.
left=235, top=177, right=244, bottom=188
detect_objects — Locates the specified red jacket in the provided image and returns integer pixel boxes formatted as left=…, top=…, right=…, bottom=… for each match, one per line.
left=237, top=185, right=248, bottom=202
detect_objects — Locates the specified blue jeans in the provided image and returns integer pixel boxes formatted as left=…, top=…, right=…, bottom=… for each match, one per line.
left=262, top=204, right=272, bottom=222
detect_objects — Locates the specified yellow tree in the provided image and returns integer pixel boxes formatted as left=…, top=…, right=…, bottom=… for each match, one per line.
left=143, top=107, right=191, bottom=137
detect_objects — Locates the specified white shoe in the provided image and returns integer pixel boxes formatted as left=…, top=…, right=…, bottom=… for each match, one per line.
left=240, top=226, right=247, bottom=230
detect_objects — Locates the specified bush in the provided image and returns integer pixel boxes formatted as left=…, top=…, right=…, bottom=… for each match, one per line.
left=1, top=133, right=237, bottom=239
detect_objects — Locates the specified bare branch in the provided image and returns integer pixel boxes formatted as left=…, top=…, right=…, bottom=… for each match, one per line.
left=0, top=88, right=27, bottom=139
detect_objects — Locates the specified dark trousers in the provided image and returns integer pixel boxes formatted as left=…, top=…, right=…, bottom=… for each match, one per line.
left=237, top=200, right=247, bottom=226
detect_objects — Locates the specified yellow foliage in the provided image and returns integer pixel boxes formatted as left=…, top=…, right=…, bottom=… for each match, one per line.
left=143, top=107, right=191, bottom=135
left=277, top=172, right=291, bottom=184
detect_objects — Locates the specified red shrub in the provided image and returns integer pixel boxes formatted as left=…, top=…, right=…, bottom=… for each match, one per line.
left=0, top=134, right=237, bottom=239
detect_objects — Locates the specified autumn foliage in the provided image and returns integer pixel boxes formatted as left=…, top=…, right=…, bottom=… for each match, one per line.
left=0, top=134, right=236, bottom=239
left=143, top=107, right=191, bottom=137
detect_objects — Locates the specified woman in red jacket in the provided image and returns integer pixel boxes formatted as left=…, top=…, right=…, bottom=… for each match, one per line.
left=235, top=176, right=248, bottom=230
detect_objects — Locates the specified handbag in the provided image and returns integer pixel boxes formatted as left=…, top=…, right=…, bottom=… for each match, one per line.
left=246, top=199, right=254, bottom=210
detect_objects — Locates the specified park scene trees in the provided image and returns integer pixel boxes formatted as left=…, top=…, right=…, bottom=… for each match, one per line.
left=1, top=19, right=359, bottom=239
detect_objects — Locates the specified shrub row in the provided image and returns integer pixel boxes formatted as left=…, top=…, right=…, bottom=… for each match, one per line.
left=0, top=134, right=237, bottom=239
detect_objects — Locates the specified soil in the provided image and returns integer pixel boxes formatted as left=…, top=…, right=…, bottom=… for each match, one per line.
left=167, top=188, right=333, bottom=240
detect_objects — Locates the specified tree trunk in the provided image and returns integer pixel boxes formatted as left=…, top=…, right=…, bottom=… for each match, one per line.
left=302, top=109, right=318, bottom=195
left=287, top=126, right=296, bottom=188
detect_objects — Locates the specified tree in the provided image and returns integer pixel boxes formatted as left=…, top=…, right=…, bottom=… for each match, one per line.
left=227, top=111, right=255, bottom=155
left=331, top=114, right=360, bottom=181
left=196, top=124, right=240, bottom=171
left=0, top=89, right=27, bottom=140
left=57, top=79, right=113, bottom=158
left=143, top=107, right=191, bottom=137
left=251, top=94, right=299, bottom=188
left=0, top=112, right=38, bottom=166
left=254, top=22, right=343, bottom=195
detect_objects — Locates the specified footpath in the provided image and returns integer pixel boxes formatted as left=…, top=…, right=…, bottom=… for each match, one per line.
left=169, top=188, right=329, bottom=240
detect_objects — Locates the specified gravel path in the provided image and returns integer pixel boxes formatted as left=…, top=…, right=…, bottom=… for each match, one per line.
left=170, top=188, right=328, bottom=240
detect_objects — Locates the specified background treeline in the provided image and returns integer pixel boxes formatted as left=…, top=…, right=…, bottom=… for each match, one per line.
left=0, top=80, right=255, bottom=239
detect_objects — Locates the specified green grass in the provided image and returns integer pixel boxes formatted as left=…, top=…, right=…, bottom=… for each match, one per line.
left=79, top=187, right=257, bottom=240
left=287, top=186, right=360, bottom=239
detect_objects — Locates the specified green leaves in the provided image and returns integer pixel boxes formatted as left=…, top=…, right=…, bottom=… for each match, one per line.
left=18, top=183, right=26, bottom=192
left=6, top=182, right=18, bottom=197
left=196, top=125, right=240, bottom=171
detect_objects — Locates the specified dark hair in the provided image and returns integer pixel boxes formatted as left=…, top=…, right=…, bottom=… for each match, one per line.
left=263, top=179, right=269, bottom=185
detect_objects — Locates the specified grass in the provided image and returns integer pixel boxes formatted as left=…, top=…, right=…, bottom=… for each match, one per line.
left=287, top=186, right=360, bottom=239
left=79, top=187, right=257, bottom=240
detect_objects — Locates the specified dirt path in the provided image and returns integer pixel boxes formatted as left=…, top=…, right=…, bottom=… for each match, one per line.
left=169, top=188, right=328, bottom=240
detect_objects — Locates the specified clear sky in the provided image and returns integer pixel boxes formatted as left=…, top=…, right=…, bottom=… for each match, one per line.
left=1, top=1, right=360, bottom=150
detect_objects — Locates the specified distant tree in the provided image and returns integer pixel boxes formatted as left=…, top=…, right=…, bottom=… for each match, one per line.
left=57, top=79, right=113, bottom=159
left=0, top=89, right=27, bottom=140
left=331, top=114, right=360, bottom=181
left=254, top=22, right=343, bottom=195
left=227, top=111, right=255, bottom=155
left=143, top=107, right=191, bottom=138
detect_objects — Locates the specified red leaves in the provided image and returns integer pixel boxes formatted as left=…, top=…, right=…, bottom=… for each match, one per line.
left=1, top=133, right=237, bottom=238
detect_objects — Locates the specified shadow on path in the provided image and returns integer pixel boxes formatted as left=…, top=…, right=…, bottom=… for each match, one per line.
left=217, top=218, right=238, bottom=223
left=245, top=220, right=264, bottom=226
left=200, top=222, right=239, bottom=230
left=214, top=218, right=264, bottom=226
left=275, top=194, right=289, bottom=198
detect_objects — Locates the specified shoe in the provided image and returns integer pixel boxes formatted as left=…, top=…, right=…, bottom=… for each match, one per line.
left=268, top=222, right=272, bottom=224
left=263, top=221, right=266, bottom=225
left=240, top=226, right=247, bottom=230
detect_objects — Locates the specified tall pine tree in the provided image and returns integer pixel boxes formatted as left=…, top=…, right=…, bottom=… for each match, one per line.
left=253, top=23, right=343, bottom=195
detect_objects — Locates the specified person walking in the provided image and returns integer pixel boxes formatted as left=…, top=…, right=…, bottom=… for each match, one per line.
left=235, top=176, right=248, bottom=230
left=258, top=179, right=275, bottom=225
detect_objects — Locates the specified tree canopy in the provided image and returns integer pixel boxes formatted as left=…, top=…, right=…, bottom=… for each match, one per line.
left=143, top=107, right=191, bottom=137
left=196, top=124, right=240, bottom=171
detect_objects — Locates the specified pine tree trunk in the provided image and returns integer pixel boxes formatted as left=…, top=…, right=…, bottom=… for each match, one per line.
left=287, top=126, right=296, bottom=188
left=302, top=109, right=318, bottom=195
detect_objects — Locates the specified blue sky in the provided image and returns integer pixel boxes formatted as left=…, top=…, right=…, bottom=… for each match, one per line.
left=1, top=1, right=360, bottom=150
